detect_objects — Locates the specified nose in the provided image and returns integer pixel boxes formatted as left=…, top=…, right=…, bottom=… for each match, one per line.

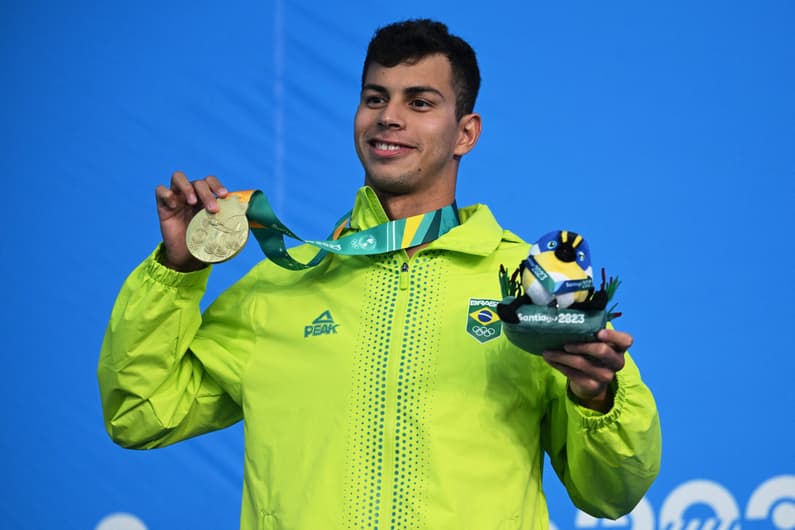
left=378, top=101, right=405, bottom=129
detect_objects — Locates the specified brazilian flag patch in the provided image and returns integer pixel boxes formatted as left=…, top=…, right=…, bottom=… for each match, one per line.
left=466, top=298, right=502, bottom=343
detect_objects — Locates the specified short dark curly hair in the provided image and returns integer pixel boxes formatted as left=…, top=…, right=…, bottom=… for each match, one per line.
left=362, top=19, right=481, bottom=120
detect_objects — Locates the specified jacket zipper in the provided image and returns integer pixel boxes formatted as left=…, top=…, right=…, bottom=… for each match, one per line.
left=380, top=257, right=412, bottom=526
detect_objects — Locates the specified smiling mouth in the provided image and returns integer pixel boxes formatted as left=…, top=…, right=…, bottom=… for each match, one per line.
left=372, top=141, right=401, bottom=151
left=369, top=139, right=411, bottom=152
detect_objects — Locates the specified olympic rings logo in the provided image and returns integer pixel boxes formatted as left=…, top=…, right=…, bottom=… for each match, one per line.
left=471, top=325, right=497, bottom=338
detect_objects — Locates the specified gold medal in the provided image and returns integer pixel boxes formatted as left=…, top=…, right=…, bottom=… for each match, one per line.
left=186, top=195, right=250, bottom=263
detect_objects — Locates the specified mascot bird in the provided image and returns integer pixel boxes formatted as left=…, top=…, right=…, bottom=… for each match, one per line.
left=497, top=230, right=608, bottom=324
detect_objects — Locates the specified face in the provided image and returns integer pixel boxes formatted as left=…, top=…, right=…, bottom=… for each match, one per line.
left=354, top=54, right=480, bottom=201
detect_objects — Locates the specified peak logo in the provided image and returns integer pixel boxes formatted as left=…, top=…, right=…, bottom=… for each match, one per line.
left=549, top=475, right=794, bottom=530
left=304, top=310, right=340, bottom=338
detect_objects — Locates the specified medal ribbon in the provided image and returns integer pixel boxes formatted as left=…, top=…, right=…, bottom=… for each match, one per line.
left=228, top=190, right=460, bottom=270
left=524, top=255, right=593, bottom=295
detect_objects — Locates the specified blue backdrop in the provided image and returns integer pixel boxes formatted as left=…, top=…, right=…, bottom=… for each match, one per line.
left=3, top=1, right=793, bottom=529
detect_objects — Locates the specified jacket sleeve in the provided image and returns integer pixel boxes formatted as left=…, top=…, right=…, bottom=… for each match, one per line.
left=541, top=352, right=662, bottom=519
left=97, top=248, right=243, bottom=449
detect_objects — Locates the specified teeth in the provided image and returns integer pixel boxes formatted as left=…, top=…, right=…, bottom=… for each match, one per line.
left=375, top=142, right=400, bottom=151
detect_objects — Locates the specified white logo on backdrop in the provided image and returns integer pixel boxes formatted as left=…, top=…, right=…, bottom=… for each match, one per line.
left=659, top=480, right=740, bottom=530
left=550, top=475, right=794, bottom=530
left=746, top=475, right=795, bottom=529
left=95, top=513, right=147, bottom=530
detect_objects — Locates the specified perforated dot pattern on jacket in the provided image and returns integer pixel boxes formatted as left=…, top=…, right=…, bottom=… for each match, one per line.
left=343, top=252, right=444, bottom=529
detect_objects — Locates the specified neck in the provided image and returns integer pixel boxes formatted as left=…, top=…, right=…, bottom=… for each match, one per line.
left=373, top=187, right=457, bottom=258
left=370, top=186, right=456, bottom=221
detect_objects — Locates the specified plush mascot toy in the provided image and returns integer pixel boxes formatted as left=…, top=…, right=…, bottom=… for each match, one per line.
left=497, top=229, right=620, bottom=354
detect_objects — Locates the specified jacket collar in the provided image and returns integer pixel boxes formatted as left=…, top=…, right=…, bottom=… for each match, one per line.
left=348, top=186, right=520, bottom=257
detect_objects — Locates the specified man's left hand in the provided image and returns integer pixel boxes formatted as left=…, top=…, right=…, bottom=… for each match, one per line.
left=542, top=328, right=632, bottom=413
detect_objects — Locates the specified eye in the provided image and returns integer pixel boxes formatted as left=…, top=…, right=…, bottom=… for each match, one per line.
left=364, top=95, right=386, bottom=107
left=577, top=250, right=586, bottom=262
left=409, top=98, right=431, bottom=109
left=546, top=241, right=557, bottom=250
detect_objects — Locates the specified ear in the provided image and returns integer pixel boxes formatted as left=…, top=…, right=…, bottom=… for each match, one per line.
left=453, top=113, right=482, bottom=157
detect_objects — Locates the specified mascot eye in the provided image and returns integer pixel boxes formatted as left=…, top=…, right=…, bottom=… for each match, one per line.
left=577, top=250, right=586, bottom=262
left=546, top=241, right=558, bottom=250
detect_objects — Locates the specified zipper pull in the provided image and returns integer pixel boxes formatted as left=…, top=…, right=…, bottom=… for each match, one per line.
left=400, top=262, right=409, bottom=290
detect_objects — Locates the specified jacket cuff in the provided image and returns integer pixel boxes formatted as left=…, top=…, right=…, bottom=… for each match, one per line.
left=143, top=244, right=212, bottom=290
left=566, top=371, right=628, bottom=431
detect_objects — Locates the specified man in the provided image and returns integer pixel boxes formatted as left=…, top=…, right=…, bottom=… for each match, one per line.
left=99, top=19, right=661, bottom=530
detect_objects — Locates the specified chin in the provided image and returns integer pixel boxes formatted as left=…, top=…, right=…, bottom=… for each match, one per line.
left=364, top=173, right=417, bottom=195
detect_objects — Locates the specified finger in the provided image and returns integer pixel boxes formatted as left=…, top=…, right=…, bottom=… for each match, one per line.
left=596, top=328, right=634, bottom=353
left=563, top=341, right=625, bottom=372
left=204, top=175, right=229, bottom=198
left=155, top=184, right=177, bottom=209
left=546, top=360, right=589, bottom=383
left=192, top=178, right=219, bottom=213
left=543, top=350, right=618, bottom=385
left=554, top=366, right=609, bottom=397
left=170, top=171, right=197, bottom=205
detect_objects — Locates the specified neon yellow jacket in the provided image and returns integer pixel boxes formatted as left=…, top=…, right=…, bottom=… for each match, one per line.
left=99, top=187, right=661, bottom=530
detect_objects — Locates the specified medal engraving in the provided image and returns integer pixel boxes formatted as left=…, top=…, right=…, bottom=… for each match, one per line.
left=186, top=196, right=249, bottom=263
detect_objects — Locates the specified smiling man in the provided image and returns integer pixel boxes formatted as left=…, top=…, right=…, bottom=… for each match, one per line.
left=99, top=19, right=661, bottom=530
left=354, top=52, right=481, bottom=222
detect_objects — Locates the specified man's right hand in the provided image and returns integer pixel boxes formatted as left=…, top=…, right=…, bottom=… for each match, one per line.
left=155, top=171, right=229, bottom=272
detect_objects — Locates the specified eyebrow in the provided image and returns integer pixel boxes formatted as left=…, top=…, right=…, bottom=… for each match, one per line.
left=362, top=83, right=446, bottom=100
